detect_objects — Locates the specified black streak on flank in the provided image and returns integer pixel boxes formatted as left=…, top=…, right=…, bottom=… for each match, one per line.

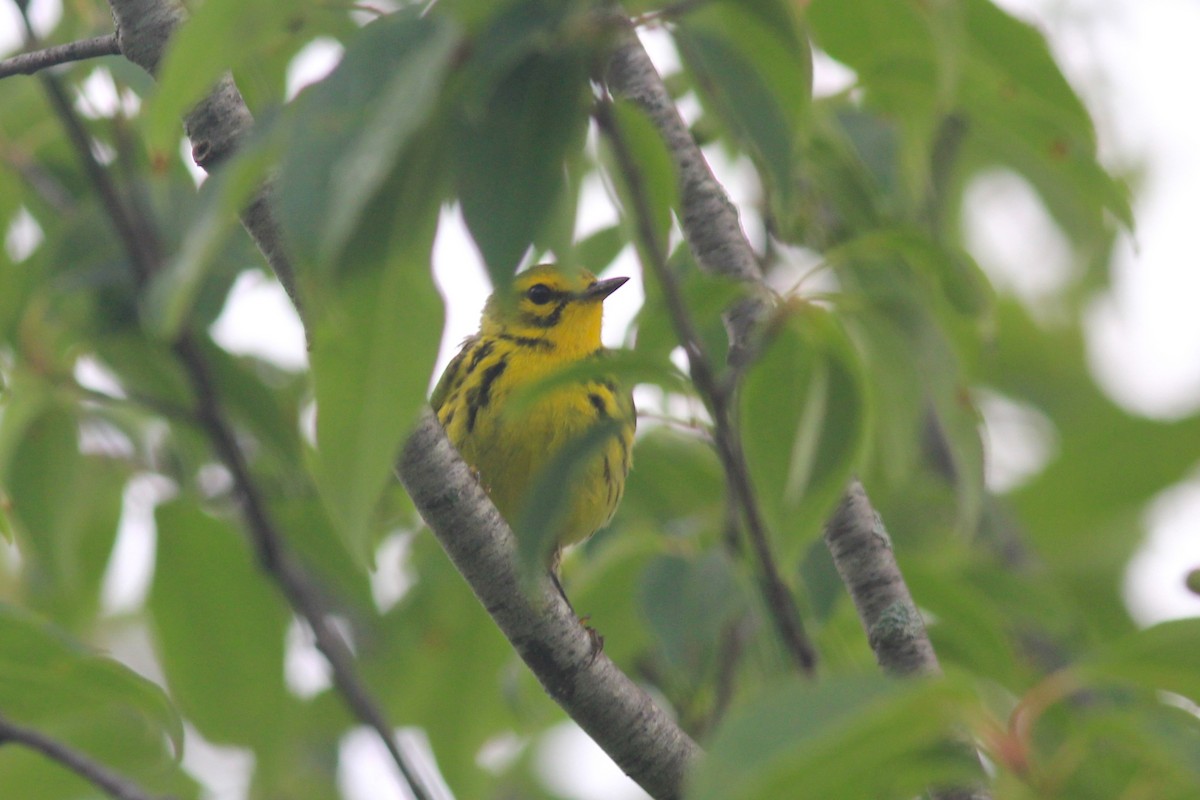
left=467, top=356, right=508, bottom=433
left=499, top=332, right=555, bottom=351
left=468, top=339, right=495, bottom=371
left=588, top=392, right=608, bottom=418
left=603, top=454, right=616, bottom=505
left=617, top=433, right=631, bottom=472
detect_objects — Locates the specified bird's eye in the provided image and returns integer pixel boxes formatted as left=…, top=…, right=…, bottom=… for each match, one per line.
left=527, top=284, right=553, bottom=305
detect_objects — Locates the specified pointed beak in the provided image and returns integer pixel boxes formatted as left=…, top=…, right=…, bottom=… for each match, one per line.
left=580, top=276, right=629, bottom=302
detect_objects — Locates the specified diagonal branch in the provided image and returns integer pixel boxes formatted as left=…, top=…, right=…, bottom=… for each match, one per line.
left=398, top=412, right=701, bottom=800
left=604, top=18, right=992, bottom=800
left=593, top=98, right=817, bottom=675
left=0, top=34, right=120, bottom=79
left=0, top=715, right=163, bottom=800
left=91, top=1, right=702, bottom=797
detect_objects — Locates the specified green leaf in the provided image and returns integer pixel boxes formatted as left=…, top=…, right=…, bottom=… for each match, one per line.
left=451, top=0, right=592, bottom=286
left=675, top=0, right=811, bottom=201
left=574, top=224, right=628, bottom=275
left=601, top=99, right=680, bottom=267
left=149, top=500, right=291, bottom=748
left=688, top=673, right=982, bottom=800
left=308, top=219, right=444, bottom=566
left=639, top=551, right=747, bottom=674
left=278, top=11, right=460, bottom=269
left=145, top=0, right=321, bottom=154
left=615, top=427, right=724, bottom=534
left=515, top=419, right=627, bottom=578
left=0, top=603, right=184, bottom=766
left=740, top=304, right=868, bottom=563
left=1081, top=619, right=1200, bottom=702
left=634, top=248, right=746, bottom=365
left=142, top=129, right=282, bottom=339
left=503, top=349, right=689, bottom=418
left=4, top=406, right=126, bottom=629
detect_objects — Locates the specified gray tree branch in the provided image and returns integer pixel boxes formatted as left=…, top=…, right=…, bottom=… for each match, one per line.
left=0, top=34, right=119, bottom=78
left=399, top=411, right=701, bottom=800
left=605, top=19, right=991, bottom=799
left=100, top=1, right=702, bottom=798
left=0, top=715, right=163, bottom=800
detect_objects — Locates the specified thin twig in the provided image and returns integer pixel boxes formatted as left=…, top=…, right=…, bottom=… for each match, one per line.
left=170, top=335, right=434, bottom=800
left=0, top=715, right=163, bottom=800
left=594, top=99, right=817, bottom=675
left=0, top=34, right=120, bottom=79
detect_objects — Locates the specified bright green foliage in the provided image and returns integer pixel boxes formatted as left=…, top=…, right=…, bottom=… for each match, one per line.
left=0, top=0, right=1196, bottom=798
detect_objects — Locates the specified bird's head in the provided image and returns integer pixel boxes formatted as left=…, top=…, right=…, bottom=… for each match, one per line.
left=480, top=264, right=628, bottom=356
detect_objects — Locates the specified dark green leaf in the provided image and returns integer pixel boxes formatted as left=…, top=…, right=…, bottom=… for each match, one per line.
left=1082, top=619, right=1200, bottom=702
left=278, top=11, right=460, bottom=269
left=0, top=603, right=184, bottom=767
left=740, top=303, right=867, bottom=563
left=639, top=551, right=747, bottom=674
left=308, top=212, right=443, bottom=566
left=675, top=0, right=810, bottom=201
left=688, top=673, right=982, bottom=800
left=454, top=45, right=592, bottom=285
left=5, top=406, right=125, bottom=629
left=149, top=500, right=291, bottom=748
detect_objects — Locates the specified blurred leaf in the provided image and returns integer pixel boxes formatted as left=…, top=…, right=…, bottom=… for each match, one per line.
left=741, top=303, right=867, bottom=563
left=634, top=249, right=747, bottom=366
left=150, top=500, right=291, bottom=748
left=142, top=129, right=281, bottom=339
left=616, top=427, right=724, bottom=535
left=0, top=603, right=184, bottom=766
left=364, top=534, right=518, bottom=798
left=146, top=0, right=321, bottom=153
left=675, top=0, right=810, bottom=201
left=688, top=673, right=982, bottom=800
left=1081, top=619, right=1200, bottom=702
left=601, top=99, right=679, bottom=266
left=308, top=201, right=443, bottom=566
left=505, top=349, right=689, bottom=418
left=5, top=406, right=125, bottom=629
left=515, top=419, right=627, bottom=577
left=640, top=551, right=748, bottom=675
left=454, top=16, right=593, bottom=285
left=574, top=224, right=628, bottom=276
left=279, top=11, right=460, bottom=269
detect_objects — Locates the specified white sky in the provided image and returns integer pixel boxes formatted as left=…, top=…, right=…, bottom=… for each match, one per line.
left=3, top=1, right=1200, bottom=798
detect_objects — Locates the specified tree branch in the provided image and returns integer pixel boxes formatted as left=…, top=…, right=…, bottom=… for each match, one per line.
left=824, top=481, right=941, bottom=677
left=398, top=411, right=701, bottom=800
left=0, top=34, right=119, bottom=79
left=0, top=715, right=163, bottom=800
left=593, top=98, right=817, bottom=675
left=107, top=0, right=307, bottom=332
left=95, top=2, right=701, bottom=797
left=25, top=5, right=428, bottom=796
left=603, top=19, right=992, bottom=800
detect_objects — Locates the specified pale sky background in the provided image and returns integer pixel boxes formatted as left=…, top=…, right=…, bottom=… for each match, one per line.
left=2, top=1, right=1200, bottom=798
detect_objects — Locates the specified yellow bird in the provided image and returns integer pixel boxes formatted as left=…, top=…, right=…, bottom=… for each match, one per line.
left=431, top=264, right=635, bottom=565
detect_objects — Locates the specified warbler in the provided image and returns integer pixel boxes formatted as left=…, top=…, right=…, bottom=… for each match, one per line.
left=431, top=264, right=635, bottom=566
